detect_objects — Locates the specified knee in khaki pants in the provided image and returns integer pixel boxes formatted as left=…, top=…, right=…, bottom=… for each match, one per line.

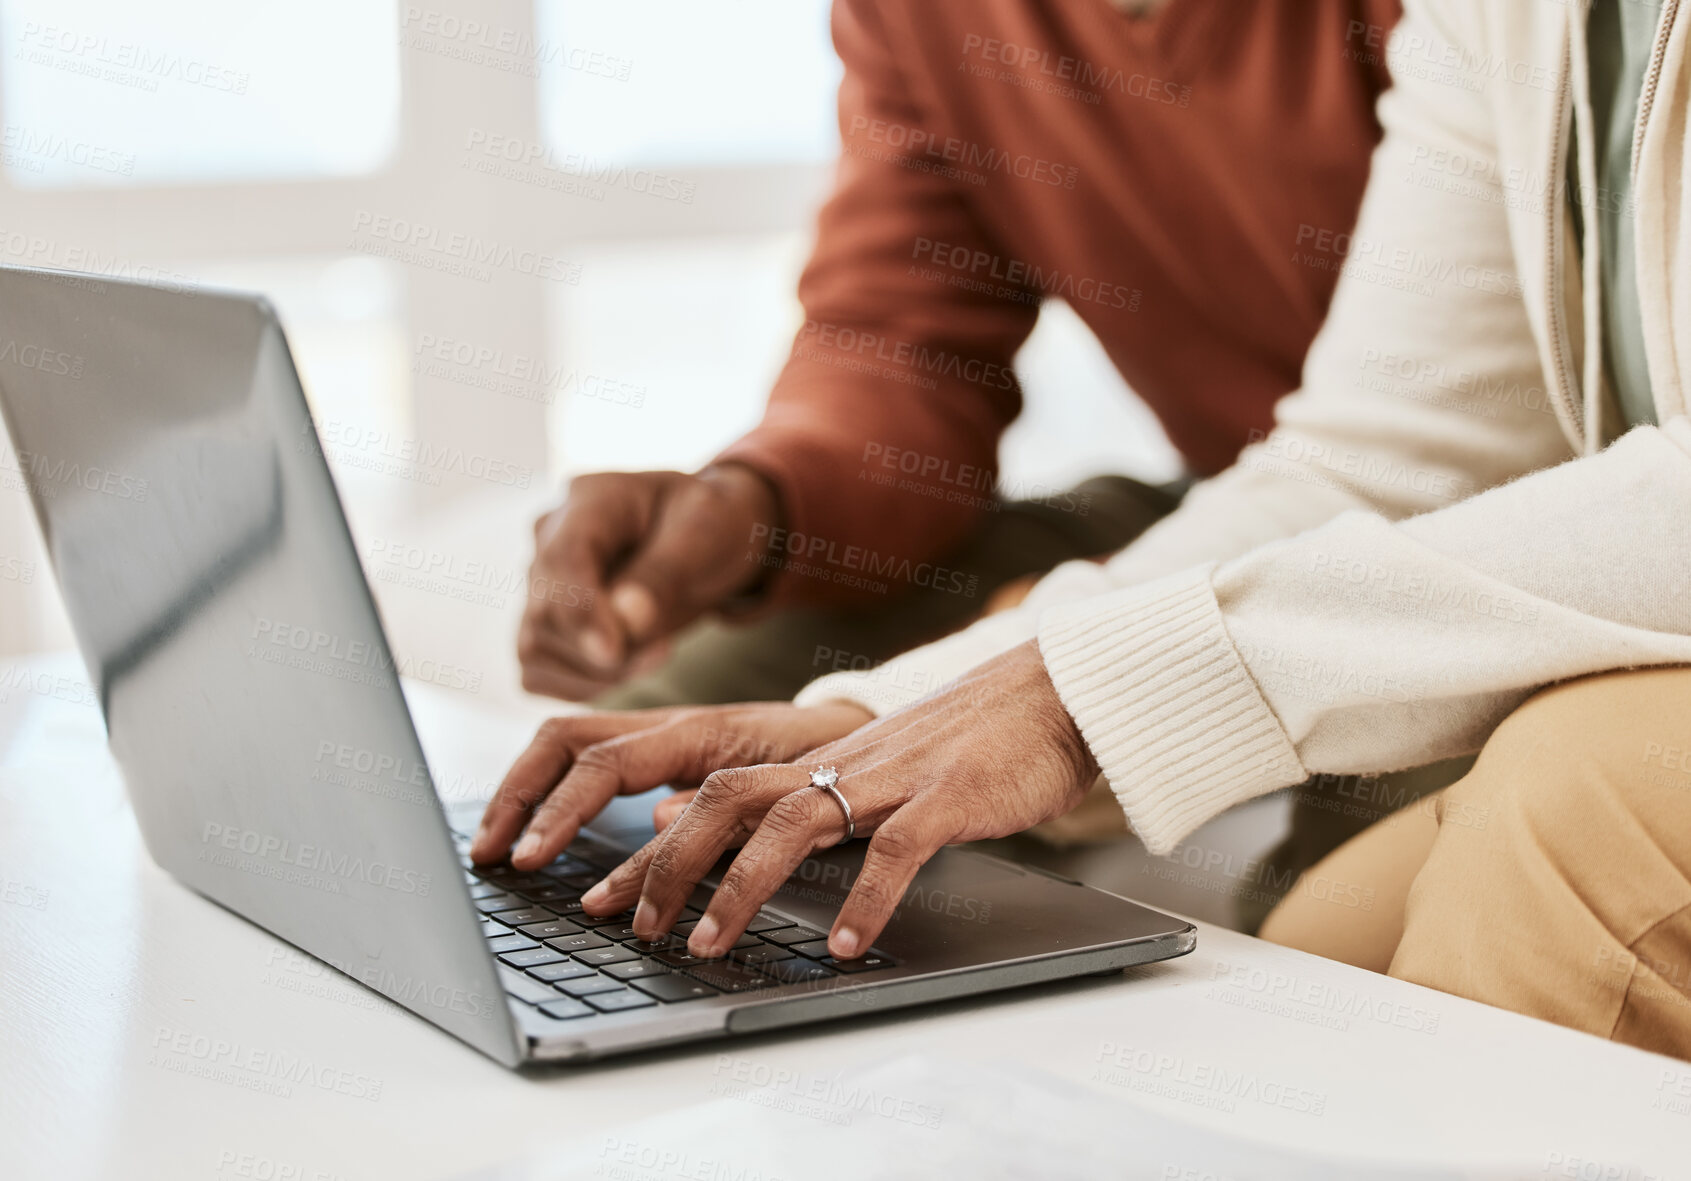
left=1269, top=666, right=1691, bottom=1060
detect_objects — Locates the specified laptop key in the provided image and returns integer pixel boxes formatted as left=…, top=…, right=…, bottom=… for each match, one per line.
left=573, top=909, right=636, bottom=929
left=491, top=907, right=563, bottom=927
left=603, top=959, right=669, bottom=981
left=500, top=872, right=557, bottom=892
left=564, top=840, right=606, bottom=863
left=745, top=911, right=790, bottom=933
left=572, top=944, right=641, bottom=967
left=499, top=947, right=567, bottom=969
left=655, top=947, right=724, bottom=968
left=623, top=936, right=684, bottom=955
left=630, top=974, right=719, bottom=1003
left=584, top=987, right=658, bottom=1013
left=544, top=931, right=612, bottom=954
left=518, top=919, right=585, bottom=941
left=522, top=887, right=584, bottom=908
left=759, top=958, right=838, bottom=985
left=539, top=855, right=596, bottom=877
left=474, top=893, right=523, bottom=913
left=685, top=961, right=778, bottom=994
left=528, top=960, right=596, bottom=982
left=489, top=934, right=541, bottom=954
left=499, top=967, right=562, bottom=1005
left=556, top=973, right=626, bottom=997
left=731, top=944, right=795, bottom=966
left=538, top=998, right=594, bottom=1021
left=789, top=939, right=833, bottom=960
left=761, top=925, right=828, bottom=946
left=469, top=881, right=508, bottom=900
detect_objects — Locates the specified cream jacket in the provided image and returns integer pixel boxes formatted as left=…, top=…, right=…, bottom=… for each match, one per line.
left=797, top=0, right=1691, bottom=854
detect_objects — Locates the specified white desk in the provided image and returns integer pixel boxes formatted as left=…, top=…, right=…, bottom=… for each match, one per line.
left=1, top=654, right=1687, bottom=1181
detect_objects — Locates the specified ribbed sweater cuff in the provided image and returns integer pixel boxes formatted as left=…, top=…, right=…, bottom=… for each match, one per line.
left=1036, top=566, right=1305, bottom=856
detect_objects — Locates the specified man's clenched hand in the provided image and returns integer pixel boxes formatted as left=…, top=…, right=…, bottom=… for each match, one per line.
left=518, top=464, right=781, bottom=700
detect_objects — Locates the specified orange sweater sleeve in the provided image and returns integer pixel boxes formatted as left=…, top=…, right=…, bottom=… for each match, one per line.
left=714, top=0, right=1034, bottom=610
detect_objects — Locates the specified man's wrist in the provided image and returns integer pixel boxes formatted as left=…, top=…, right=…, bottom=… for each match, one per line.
left=699, top=462, right=785, bottom=601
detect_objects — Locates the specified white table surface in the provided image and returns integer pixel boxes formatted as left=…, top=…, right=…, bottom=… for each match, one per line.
left=2, top=653, right=1687, bottom=1181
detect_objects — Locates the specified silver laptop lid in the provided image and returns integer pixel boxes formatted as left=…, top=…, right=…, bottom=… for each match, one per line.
left=0, top=265, right=521, bottom=1065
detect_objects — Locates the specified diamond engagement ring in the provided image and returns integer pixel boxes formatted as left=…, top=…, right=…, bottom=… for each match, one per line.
left=809, top=765, right=855, bottom=842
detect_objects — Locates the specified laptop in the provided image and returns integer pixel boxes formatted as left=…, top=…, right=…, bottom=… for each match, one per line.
left=0, top=264, right=1195, bottom=1067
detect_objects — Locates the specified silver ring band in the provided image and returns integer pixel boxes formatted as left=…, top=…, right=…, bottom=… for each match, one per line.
left=809, top=765, right=854, bottom=842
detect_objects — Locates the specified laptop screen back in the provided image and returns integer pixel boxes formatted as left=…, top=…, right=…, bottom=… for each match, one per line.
left=0, top=267, right=519, bottom=1064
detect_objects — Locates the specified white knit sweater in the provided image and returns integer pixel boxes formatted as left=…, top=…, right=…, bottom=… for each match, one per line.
left=797, top=0, right=1691, bottom=854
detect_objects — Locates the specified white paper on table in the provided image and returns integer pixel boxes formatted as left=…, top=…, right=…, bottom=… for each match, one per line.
left=453, top=1053, right=1555, bottom=1181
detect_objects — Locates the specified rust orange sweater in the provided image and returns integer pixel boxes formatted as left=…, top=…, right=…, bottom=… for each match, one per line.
left=718, top=0, right=1401, bottom=606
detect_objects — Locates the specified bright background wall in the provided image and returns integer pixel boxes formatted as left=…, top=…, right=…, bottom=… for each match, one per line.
left=0, top=0, right=1179, bottom=710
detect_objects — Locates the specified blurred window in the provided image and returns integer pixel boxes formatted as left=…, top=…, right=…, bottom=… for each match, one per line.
left=0, top=0, right=399, bottom=188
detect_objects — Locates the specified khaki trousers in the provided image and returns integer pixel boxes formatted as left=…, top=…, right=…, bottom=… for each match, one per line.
left=1261, top=666, right=1691, bottom=1061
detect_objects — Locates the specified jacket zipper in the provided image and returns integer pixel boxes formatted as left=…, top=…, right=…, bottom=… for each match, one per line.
left=1545, top=32, right=1583, bottom=447
left=1632, top=0, right=1681, bottom=182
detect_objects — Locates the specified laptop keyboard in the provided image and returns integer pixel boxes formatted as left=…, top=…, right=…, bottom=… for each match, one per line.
left=455, top=838, right=898, bottom=1022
